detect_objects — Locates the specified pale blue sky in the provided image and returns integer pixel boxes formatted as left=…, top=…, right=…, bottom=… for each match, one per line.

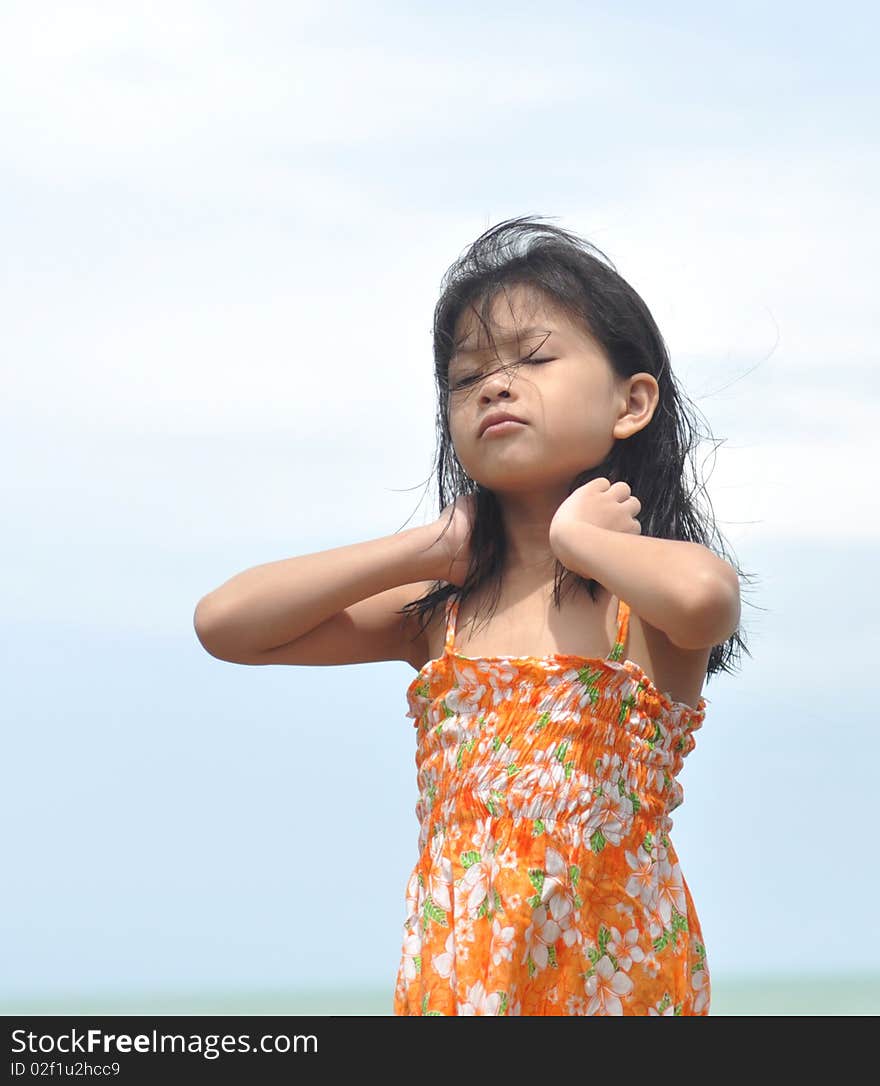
left=3, top=1, right=878, bottom=1004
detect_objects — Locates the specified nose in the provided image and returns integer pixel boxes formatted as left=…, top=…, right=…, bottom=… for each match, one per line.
left=477, top=363, right=516, bottom=401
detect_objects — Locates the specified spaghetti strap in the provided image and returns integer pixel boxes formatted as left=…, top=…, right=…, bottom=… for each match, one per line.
left=608, top=596, right=630, bottom=662
left=443, top=594, right=459, bottom=655
left=397, top=585, right=711, bottom=1017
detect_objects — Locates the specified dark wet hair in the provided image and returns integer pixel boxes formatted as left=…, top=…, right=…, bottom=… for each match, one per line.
left=397, top=214, right=755, bottom=683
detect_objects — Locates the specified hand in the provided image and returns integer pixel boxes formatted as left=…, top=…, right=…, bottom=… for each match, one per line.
left=549, top=478, right=641, bottom=544
left=425, top=494, right=476, bottom=587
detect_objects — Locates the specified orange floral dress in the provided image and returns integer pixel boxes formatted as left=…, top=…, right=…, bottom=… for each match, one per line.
left=394, top=593, right=711, bottom=1016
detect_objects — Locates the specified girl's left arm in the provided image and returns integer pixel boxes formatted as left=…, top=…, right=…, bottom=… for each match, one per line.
left=548, top=522, right=741, bottom=650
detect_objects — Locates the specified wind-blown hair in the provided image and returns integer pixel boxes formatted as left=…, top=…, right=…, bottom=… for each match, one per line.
left=398, top=214, right=754, bottom=683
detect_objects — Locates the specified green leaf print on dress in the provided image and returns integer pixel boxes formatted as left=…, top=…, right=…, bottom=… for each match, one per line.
left=395, top=593, right=712, bottom=1015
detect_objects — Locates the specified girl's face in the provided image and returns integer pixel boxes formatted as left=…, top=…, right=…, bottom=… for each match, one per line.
left=447, top=286, right=656, bottom=496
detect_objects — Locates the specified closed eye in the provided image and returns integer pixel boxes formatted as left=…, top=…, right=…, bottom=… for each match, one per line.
left=449, top=357, right=555, bottom=391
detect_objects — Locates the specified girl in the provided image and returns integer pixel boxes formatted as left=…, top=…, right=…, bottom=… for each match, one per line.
left=194, top=216, right=749, bottom=1016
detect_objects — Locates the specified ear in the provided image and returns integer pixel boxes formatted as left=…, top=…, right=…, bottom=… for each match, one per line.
left=613, top=375, right=659, bottom=440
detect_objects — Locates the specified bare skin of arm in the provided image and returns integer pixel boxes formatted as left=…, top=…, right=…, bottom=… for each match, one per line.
left=193, top=524, right=449, bottom=668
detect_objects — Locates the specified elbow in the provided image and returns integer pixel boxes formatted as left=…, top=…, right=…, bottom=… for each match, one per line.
left=671, top=567, right=741, bottom=650
left=193, top=598, right=263, bottom=664
left=193, top=598, right=229, bottom=659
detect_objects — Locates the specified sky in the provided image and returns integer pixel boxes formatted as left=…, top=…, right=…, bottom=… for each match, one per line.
left=3, top=0, right=879, bottom=1004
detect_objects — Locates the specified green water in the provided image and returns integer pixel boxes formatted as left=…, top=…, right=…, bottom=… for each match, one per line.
left=4, top=974, right=880, bottom=1016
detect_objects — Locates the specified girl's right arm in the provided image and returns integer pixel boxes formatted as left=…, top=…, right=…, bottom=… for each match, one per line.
left=193, top=523, right=450, bottom=669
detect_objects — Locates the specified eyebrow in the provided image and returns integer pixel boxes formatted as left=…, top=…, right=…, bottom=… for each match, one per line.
left=451, top=326, right=553, bottom=360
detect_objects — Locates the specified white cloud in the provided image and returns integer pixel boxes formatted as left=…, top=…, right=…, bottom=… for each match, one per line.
left=3, top=0, right=879, bottom=1001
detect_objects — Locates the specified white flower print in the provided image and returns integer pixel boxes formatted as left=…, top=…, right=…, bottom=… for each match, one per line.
left=642, top=954, right=662, bottom=978
left=434, top=718, right=463, bottom=753
left=692, top=966, right=710, bottom=1014
left=539, top=846, right=569, bottom=905
left=497, top=845, right=519, bottom=871
left=459, top=979, right=502, bottom=1015
left=552, top=907, right=582, bottom=952
left=490, top=915, right=517, bottom=966
left=428, top=855, right=454, bottom=913
left=447, top=821, right=465, bottom=846
left=528, top=686, right=577, bottom=729
left=651, top=836, right=670, bottom=863
left=533, top=745, right=573, bottom=793
left=470, top=817, right=495, bottom=852
left=441, top=744, right=461, bottom=773
left=483, top=740, right=520, bottom=779
left=400, top=931, right=422, bottom=982
left=506, top=748, right=592, bottom=823
left=521, top=904, right=562, bottom=971
left=582, top=755, right=636, bottom=848
left=625, top=846, right=659, bottom=911
left=446, top=676, right=487, bottom=714
left=569, top=824, right=587, bottom=851
left=655, top=857, right=687, bottom=926
left=476, top=732, right=498, bottom=758
left=458, top=850, right=502, bottom=915
left=585, top=954, right=634, bottom=1015
left=584, top=786, right=633, bottom=847
left=403, top=868, right=423, bottom=926
left=606, top=926, right=645, bottom=971
left=690, top=934, right=710, bottom=1014
left=428, top=827, right=446, bottom=867
left=540, top=847, right=582, bottom=951
left=648, top=766, right=665, bottom=792
left=567, top=677, right=604, bottom=713
left=397, top=603, right=711, bottom=1017
left=483, top=663, right=522, bottom=703
left=433, top=931, right=457, bottom=984
left=594, top=750, right=625, bottom=781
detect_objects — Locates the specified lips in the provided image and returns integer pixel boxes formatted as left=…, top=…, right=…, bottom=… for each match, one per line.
left=478, top=411, right=526, bottom=437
